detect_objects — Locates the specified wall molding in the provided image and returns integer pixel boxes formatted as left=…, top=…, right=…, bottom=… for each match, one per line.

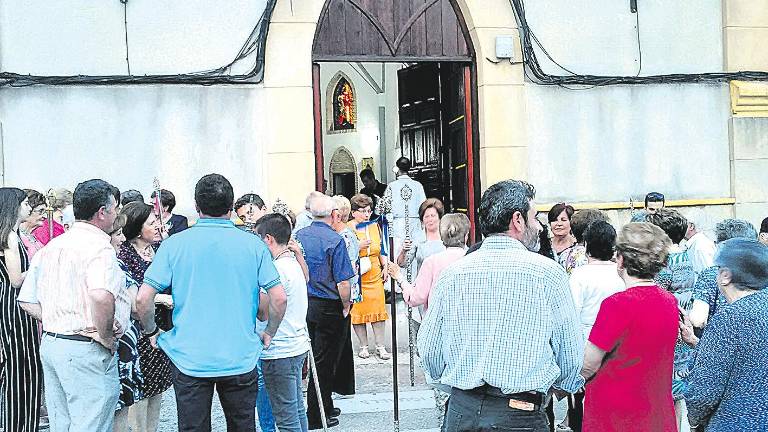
left=731, top=81, right=768, bottom=117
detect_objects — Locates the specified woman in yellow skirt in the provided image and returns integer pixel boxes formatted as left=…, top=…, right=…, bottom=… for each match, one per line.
left=348, top=194, right=391, bottom=360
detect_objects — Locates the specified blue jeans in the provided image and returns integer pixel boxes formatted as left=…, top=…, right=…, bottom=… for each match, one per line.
left=262, top=352, right=309, bottom=432
left=256, top=360, right=276, bottom=432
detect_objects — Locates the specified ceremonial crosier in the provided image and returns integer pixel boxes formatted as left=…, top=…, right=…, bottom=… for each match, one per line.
left=45, top=189, right=55, bottom=239
left=376, top=194, right=401, bottom=432
left=400, top=184, right=416, bottom=387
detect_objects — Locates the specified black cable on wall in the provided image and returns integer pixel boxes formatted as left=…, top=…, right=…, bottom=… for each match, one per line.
left=510, top=0, right=768, bottom=87
left=0, top=0, right=277, bottom=87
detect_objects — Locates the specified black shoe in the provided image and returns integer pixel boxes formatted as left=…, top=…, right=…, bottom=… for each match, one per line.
left=308, top=417, right=339, bottom=429
left=330, top=407, right=341, bottom=417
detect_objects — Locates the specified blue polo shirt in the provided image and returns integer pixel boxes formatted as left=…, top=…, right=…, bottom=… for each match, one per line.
left=144, top=218, right=281, bottom=378
left=295, top=221, right=355, bottom=300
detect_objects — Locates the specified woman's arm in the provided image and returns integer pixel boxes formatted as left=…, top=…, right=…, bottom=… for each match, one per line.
left=396, top=239, right=412, bottom=266
left=5, top=233, right=27, bottom=288
left=580, top=342, right=607, bottom=381
left=288, top=240, right=309, bottom=281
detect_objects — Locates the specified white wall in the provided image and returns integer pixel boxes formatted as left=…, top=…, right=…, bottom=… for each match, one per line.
left=526, top=83, right=732, bottom=203
left=0, top=85, right=268, bottom=219
left=521, top=0, right=731, bottom=203
left=0, top=0, right=268, bottom=76
left=524, top=0, right=723, bottom=76
left=320, top=62, right=403, bottom=192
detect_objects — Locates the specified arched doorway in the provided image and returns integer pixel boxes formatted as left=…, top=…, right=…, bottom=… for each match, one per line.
left=311, top=0, right=479, bottom=239
left=328, top=146, right=358, bottom=197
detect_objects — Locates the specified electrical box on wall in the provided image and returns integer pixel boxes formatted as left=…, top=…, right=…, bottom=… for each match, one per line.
left=495, top=35, right=515, bottom=60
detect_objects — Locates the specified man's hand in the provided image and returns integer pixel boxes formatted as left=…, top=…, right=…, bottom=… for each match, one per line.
left=260, top=331, right=274, bottom=349
left=113, top=319, right=124, bottom=338
left=402, top=239, right=412, bottom=251
left=149, top=329, right=165, bottom=349
left=342, top=303, right=351, bottom=318
left=93, top=332, right=117, bottom=354
left=287, top=240, right=302, bottom=255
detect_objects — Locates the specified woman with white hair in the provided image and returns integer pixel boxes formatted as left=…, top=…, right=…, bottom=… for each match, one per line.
left=683, top=239, right=768, bottom=430
left=388, top=213, right=470, bottom=314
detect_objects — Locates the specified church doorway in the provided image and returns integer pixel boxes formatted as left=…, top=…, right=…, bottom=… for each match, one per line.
left=311, top=0, right=479, bottom=239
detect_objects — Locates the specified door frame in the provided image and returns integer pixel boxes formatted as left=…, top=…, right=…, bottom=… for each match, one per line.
left=312, top=61, right=479, bottom=242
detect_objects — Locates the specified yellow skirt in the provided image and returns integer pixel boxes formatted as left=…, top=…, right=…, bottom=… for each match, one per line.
left=350, top=260, right=389, bottom=325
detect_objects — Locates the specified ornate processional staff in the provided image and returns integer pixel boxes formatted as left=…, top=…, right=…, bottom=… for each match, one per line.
left=400, top=184, right=416, bottom=387
left=376, top=194, right=401, bottom=432
left=45, top=189, right=56, bottom=239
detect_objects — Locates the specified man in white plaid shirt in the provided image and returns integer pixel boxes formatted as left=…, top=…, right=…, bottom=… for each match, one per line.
left=417, top=180, right=584, bottom=431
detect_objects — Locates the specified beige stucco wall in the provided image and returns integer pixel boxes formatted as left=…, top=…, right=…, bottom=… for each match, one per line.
left=260, top=0, right=526, bottom=211
left=725, top=0, right=768, bottom=228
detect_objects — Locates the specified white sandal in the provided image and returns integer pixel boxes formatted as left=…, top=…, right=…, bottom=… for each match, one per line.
left=375, top=345, right=391, bottom=360
left=358, top=346, right=370, bottom=359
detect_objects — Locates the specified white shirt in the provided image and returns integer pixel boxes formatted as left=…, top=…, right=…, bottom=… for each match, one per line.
left=568, top=261, right=626, bottom=340
left=259, top=253, right=311, bottom=360
left=17, top=222, right=129, bottom=337
left=384, top=175, right=427, bottom=241
left=685, top=232, right=716, bottom=274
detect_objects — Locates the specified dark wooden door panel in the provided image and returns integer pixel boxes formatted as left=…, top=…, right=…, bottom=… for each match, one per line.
left=314, top=0, right=472, bottom=62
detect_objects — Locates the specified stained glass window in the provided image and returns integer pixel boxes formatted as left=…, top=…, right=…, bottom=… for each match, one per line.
left=331, top=77, right=356, bottom=132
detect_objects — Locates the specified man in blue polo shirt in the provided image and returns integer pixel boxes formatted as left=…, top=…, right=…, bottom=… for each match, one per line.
left=295, top=195, right=355, bottom=429
left=136, top=174, right=287, bottom=432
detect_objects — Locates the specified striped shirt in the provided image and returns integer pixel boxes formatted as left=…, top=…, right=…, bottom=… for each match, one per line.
left=417, top=235, right=585, bottom=394
left=17, top=222, right=129, bottom=337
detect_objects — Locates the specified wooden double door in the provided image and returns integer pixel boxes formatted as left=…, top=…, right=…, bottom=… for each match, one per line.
left=398, top=63, right=475, bottom=228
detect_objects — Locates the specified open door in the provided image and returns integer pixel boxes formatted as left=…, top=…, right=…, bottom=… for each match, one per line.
left=397, top=63, right=476, bottom=241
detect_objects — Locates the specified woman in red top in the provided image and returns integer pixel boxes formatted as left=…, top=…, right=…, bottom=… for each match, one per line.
left=580, top=222, right=679, bottom=432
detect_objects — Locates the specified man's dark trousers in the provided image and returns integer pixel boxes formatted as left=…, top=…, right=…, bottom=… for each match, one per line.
left=443, top=387, right=550, bottom=432
left=306, top=297, right=347, bottom=426
left=170, top=362, right=259, bottom=432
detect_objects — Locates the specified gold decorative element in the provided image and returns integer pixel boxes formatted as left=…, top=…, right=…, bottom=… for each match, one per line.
left=731, top=81, right=768, bottom=117
left=361, top=157, right=374, bottom=171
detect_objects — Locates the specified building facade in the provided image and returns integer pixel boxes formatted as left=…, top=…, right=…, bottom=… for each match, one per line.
left=1, top=0, right=766, bottom=228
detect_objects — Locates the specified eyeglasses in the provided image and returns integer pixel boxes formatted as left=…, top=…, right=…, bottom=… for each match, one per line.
left=32, top=208, right=46, bottom=215
left=355, top=208, right=373, bottom=214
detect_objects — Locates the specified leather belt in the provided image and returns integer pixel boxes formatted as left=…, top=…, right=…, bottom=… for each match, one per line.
left=465, top=385, right=549, bottom=411
left=44, top=331, right=93, bottom=343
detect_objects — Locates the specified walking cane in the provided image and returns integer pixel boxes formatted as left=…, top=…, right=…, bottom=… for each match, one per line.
left=307, top=345, right=328, bottom=432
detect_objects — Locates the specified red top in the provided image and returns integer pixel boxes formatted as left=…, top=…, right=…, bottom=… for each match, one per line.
left=584, top=284, right=678, bottom=432
left=32, top=220, right=65, bottom=246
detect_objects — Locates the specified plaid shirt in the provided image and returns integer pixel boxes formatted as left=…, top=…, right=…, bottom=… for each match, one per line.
left=417, top=235, right=585, bottom=394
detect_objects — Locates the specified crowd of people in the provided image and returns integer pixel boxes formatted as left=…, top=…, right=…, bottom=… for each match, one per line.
left=1, top=160, right=768, bottom=432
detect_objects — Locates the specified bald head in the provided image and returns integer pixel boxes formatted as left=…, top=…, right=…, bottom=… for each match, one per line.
left=310, top=195, right=336, bottom=221
left=305, top=191, right=325, bottom=211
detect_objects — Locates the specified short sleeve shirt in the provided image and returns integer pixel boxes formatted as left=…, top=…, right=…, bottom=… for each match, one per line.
left=295, top=222, right=355, bottom=300
left=143, top=218, right=280, bottom=378
left=585, top=285, right=678, bottom=431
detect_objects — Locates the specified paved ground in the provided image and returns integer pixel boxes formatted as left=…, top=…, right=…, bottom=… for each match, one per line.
left=156, top=301, right=569, bottom=432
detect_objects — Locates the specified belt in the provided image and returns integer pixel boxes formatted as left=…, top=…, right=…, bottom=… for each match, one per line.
left=44, top=331, right=93, bottom=343
left=463, top=385, right=549, bottom=412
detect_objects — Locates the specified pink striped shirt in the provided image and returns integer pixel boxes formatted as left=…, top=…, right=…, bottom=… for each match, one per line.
left=403, top=247, right=466, bottom=314
left=17, top=222, right=129, bottom=337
